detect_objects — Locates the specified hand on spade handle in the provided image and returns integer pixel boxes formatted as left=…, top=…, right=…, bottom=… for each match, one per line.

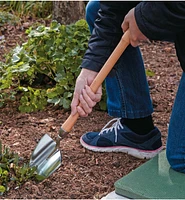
left=57, top=30, right=130, bottom=143
left=71, top=69, right=102, bottom=118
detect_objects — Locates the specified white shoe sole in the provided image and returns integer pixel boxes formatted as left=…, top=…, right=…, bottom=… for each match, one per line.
left=80, top=136, right=163, bottom=159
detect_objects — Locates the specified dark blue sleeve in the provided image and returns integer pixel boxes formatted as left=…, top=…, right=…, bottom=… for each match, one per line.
left=81, top=1, right=140, bottom=72
left=135, top=2, right=185, bottom=41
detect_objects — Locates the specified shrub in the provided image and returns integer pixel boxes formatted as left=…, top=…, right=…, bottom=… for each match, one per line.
left=0, top=19, right=107, bottom=112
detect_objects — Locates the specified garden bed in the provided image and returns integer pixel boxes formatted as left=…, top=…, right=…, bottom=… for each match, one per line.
left=0, top=19, right=182, bottom=199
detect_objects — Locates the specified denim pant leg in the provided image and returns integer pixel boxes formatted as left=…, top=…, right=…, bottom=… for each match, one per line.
left=105, top=45, right=153, bottom=119
left=85, top=0, right=100, bottom=34
left=166, top=72, right=185, bottom=173
left=86, top=0, right=153, bottom=119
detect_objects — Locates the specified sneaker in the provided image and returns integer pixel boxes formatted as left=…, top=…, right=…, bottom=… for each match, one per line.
left=80, top=118, right=163, bottom=159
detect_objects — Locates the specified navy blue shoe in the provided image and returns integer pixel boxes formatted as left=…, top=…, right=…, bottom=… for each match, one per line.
left=80, top=118, right=163, bottom=159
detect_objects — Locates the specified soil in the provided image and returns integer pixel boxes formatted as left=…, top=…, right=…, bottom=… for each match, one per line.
left=0, top=19, right=182, bottom=199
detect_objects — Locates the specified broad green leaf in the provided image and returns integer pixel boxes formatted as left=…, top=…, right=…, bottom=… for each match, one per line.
left=47, top=97, right=60, bottom=105
left=34, top=90, right=40, bottom=96
left=46, top=88, right=59, bottom=98
left=12, top=54, right=20, bottom=63
left=62, top=98, right=70, bottom=109
left=64, top=92, right=72, bottom=98
left=0, top=185, right=6, bottom=193
left=11, top=63, right=30, bottom=73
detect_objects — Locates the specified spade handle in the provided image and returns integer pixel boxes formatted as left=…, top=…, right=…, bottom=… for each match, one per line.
left=61, top=30, right=130, bottom=134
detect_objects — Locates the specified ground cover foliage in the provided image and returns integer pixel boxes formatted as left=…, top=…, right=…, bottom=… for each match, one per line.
left=0, top=19, right=92, bottom=112
left=0, top=141, right=40, bottom=195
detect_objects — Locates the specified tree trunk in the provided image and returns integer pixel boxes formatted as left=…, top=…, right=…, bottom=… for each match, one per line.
left=53, top=1, right=85, bottom=25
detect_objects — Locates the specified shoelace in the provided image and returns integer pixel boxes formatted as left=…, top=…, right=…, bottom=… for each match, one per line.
left=99, top=118, right=124, bottom=143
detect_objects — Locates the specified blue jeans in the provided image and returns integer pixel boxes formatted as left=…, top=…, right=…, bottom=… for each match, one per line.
left=85, top=0, right=153, bottom=119
left=166, top=72, right=185, bottom=173
left=86, top=1, right=185, bottom=172
left=85, top=0, right=100, bottom=34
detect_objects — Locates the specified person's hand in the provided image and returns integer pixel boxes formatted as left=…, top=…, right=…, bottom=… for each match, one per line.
left=121, top=8, right=148, bottom=47
left=71, top=68, right=102, bottom=117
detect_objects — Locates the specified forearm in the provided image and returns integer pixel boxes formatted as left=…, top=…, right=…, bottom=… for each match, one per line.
left=135, top=2, right=185, bottom=41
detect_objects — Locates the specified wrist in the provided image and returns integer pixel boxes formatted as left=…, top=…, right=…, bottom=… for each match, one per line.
left=81, top=68, right=98, bottom=77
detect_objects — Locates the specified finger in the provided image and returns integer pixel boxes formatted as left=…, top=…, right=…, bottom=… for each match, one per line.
left=77, top=105, right=88, bottom=117
left=82, top=88, right=96, bottom=108
left=95, top=86, right=102, bottom=102
left=85, top=85, right=102, bottom=102
left=121, top=20, right=129, bottom=33
left=130, top=35, right=148, bottom=47
left=71, top=92, right=79, bottom=115
left=130, top=40, right=139, bottom=47
left=80, top=94, right=92, bottom=114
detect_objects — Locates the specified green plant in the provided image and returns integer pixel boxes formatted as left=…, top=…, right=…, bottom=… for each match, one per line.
left=146, top=69, right=155, bottom=77
left=0, top=1, right=52, bottom=18
left=0, top=141, right=41, bottom=195
left=0, top=11, right=19, bottom=27
left=0, top=20, right=103, bottom=112
left=0, top=19, right=108, bottom=113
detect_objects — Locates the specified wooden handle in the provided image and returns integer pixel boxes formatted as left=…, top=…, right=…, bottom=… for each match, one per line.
left=62, top=30, right=130, bottom=132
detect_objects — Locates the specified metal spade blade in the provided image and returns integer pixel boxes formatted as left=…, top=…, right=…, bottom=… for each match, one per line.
left=30, top=134, right=62, bottom=178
